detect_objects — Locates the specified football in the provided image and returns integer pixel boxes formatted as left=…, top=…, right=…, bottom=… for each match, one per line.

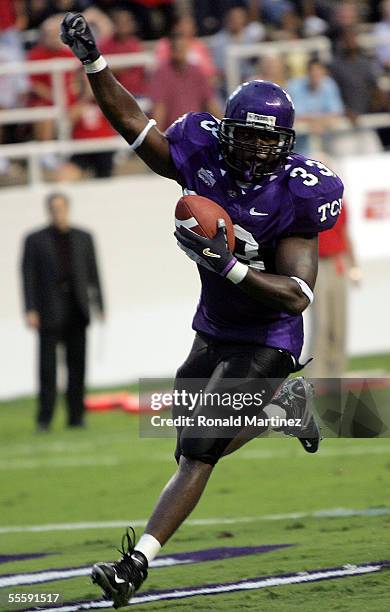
left=175, top=194, right=235, bottom=251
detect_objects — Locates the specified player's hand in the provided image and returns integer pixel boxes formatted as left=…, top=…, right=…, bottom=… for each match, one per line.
left=60, top=12, right=100, bottom=64
left=174, top=219, right=237, bottom=277
left=26, top=310, right=40, bottom=330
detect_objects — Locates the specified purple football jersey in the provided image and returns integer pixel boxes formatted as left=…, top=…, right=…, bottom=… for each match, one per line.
left=167, top=112, right=344, bottom=361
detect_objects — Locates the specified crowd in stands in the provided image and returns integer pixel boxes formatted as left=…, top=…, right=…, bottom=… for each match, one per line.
left=0, top=0, right=389, bottom=183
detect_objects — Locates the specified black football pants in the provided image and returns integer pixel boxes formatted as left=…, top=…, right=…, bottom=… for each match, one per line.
left=173, top=333, right=295, bottom=466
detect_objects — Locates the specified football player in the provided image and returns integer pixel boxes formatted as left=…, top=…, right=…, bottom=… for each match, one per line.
left=61, top=13, right=344, bottom=608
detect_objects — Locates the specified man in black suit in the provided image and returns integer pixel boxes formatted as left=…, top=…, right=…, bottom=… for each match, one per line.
left=22, top=192, right=104, bottom=431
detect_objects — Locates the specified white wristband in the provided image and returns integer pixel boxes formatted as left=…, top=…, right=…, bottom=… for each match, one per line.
left=128, top=119, right=157, bottom=151
left=226, top=261, right=248, bottom=284
left=290, top=276, right=314, bottom=304
left=84, top=55, right=107, bottom=74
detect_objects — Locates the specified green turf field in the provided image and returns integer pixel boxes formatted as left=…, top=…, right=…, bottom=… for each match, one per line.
left=0, top=382, right=389, bottom=612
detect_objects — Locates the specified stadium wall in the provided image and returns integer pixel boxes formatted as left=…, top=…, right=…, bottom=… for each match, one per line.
left=1, top=155, right=389, bottom=399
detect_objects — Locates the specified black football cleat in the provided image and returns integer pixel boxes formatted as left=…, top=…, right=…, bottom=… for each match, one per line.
left=273, top=377, right=321, bottom=453
left=91, top=527, right=148, bottom=609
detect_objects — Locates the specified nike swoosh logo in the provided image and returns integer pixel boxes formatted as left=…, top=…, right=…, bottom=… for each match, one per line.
left=203, top=248, right=221, bottom=258
left=114, top=572, right=126, bottom=584
left=250, top=208, right=269, bottom=216
left=303, top=440, right=312, bottom=448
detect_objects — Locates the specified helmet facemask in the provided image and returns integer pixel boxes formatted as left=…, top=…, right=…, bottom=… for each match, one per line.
left=218, top=119, right=295, bottom=182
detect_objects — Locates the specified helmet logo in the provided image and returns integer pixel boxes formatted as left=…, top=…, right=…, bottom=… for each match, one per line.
left=246, top=112, right=276, bottom=127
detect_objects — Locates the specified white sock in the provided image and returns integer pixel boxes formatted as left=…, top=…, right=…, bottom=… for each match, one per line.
left=134, top=533, right=161, bottom=564
left=262, top=403, right=287, bottom=429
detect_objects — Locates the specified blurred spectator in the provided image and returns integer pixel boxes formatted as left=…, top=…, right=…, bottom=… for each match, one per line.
left=155, top=15, right=217, bottom=80
left=0, top=44, right=29, bottom=179
left=150, top=33, right=222, bottom=132
left=328, top=0, right=361, bottom=46
left=25, top=1, right=92, bottom=30
left=300, top=0, right=329, bottom=37
left=373, top=0, right=390, bottom=70
left=56, top=76, right=117, bottom=181
left=193, top=0, right=249, bottom=36
left=21, top=192, right=105, bottom=432
left=306, top=200, right=361, bottom=378
left=266, top=6, right=310, bottom=76
left=0, top=0, right=28, bottom=140
left=331, top=28, right=379, bottom=120
left=0, top=0, right=26, bottom=37
left=49, top=0, right=91, bottom=10
left=83, top=5, right=114, bottom=41
left=25, top=0, right=54, bottom=30
left=300, top=0, right=337, bottom=23
left=100, top=9, right=146, bottom=96
left=0, top=0, right=27, bottom=112
left=27, top=15, right=77, bottom=143
left=248, top=0, right=294, bottom=26
left=252, top=54, right=289, bottom=87
left=287, top=58, right=344, bottom=153
left=210, top=6, right=265, bottom=91
left=126, top=0, right=176, bottom=39
left=270, top=8, right=303, bottom=40
left=0, top=44, right=29, bottom=137
left=366, top=0, right=384, bottom=23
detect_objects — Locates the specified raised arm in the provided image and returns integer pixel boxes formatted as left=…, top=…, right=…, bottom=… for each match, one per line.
left=60, top=12, right=177, bottom=180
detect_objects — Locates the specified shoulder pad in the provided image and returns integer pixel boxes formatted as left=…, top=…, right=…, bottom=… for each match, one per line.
left=285, top=155, right=344, bottom=233
left=166, top=112, right=220, bottom=146
left=287, top=154, right=344, bottom=200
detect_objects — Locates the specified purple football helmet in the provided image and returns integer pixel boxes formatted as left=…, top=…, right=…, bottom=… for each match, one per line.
left=219, top=80, right=296, bottom=181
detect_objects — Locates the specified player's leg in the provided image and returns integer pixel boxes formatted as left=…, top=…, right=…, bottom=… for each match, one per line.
left=143, top=455, right=213, bottom=543
left=146, top=345, right=295, bottom=541
left=91, top=340, right=316, bottom=607
left=219, top=354, right=320, bottom=456
left=92, top=333, right=216, bottom=608
left=92, top=453, right=214, bottom=608
left=137, top=344, right=292, bottom=545
left=91, top=340, right=287, bottom=605
left=197, top=345, right=294, bottom=457
left=122, top=345, right=286, bottom=561
left=143, top=334, right=217, bottom=545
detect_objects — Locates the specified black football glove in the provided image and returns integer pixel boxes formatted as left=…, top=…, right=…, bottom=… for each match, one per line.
left=175, top=219, right=238, bottom=277
left=60, top=12, right=100, bottom=64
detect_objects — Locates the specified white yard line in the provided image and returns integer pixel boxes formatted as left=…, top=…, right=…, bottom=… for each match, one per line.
left=0, top=568, right=90, bottom=589
left=239, top=444, right=390, bottom=460
left=0, top=557, right=193, bottom=588
left=0, top=507, right=389, bottom=535
left=0, top=457, right=121, bottom=470
left=0, top=434, right=127, bottom=457
left=0, top=443, right=389, bottom=470
left=20, top=563, right=388, bottom=612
